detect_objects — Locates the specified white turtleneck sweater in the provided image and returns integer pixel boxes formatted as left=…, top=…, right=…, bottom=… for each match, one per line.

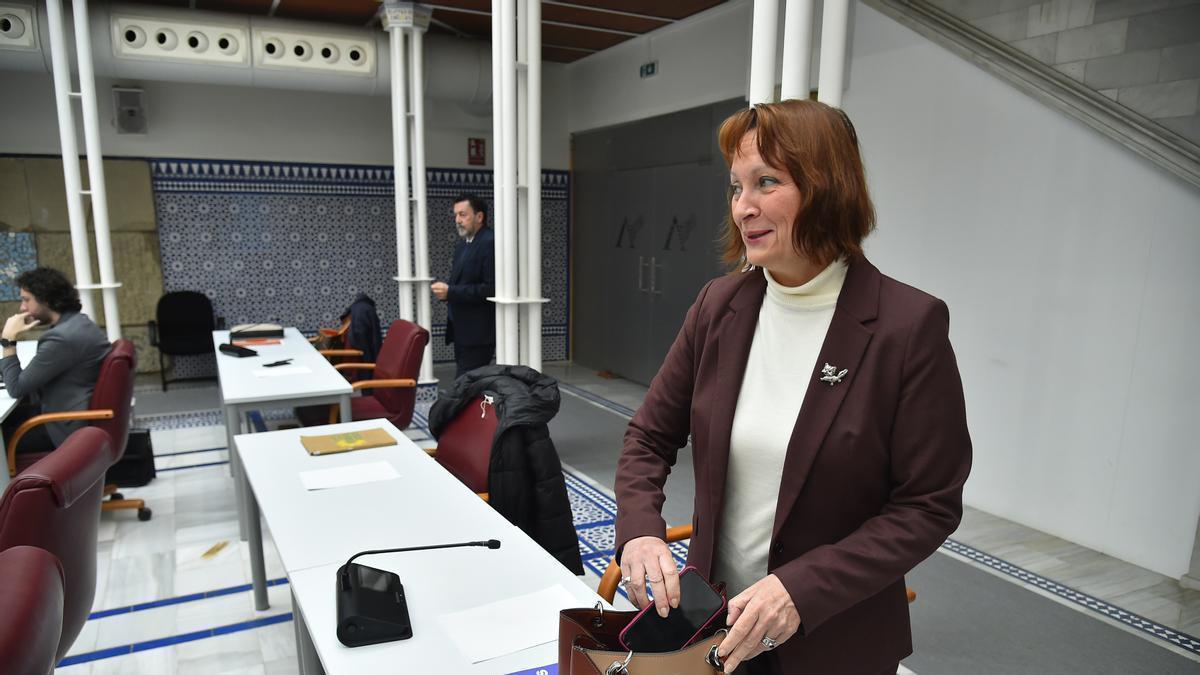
left=711, top=259, right=848, bottom=596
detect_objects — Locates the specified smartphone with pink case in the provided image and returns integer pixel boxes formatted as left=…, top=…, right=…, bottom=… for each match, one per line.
left=618, top=565, right=727, bottom=652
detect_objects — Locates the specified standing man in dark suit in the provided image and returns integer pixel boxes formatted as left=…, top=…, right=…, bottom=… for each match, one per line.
left=432, top=194, right=495, bottom=379
left=2, top=267, right=111, bottom=451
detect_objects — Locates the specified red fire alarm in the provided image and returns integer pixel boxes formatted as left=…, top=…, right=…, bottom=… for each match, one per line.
left=468, top=138, right=486, bottom=166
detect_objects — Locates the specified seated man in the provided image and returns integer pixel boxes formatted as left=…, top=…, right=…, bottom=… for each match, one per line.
left=1, top=267, right=111, bottom=452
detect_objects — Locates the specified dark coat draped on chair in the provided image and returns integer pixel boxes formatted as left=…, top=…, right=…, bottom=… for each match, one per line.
left=430, top=365, right=583, bottom=575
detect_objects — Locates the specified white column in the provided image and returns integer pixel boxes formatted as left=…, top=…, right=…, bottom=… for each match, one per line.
left=490, top=0, right=508, bottom=365
left=780, top=0, right=814, bottom=101
left=387, top=24, right=414, bottom=322
left=409, top=24, right=434, bottom=383
left=499, top=0, right=519, bottom=365
left=72, top=0, right=121, bottom=340
left=525, top=0, right=542, bottom=371
left=817, top=0, right=851, bottom=107
left=748, top=0, right=779, bottom=105
left=516, top=0, right=530, bottom=367
left=43, top=0, right=97, bottom=320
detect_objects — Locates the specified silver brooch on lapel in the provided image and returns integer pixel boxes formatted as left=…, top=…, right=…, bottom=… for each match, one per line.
left=819, top=363, right=848, bottom=386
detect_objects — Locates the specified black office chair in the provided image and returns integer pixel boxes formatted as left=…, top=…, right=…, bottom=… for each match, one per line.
left=148, top=291, right=224, bottom=391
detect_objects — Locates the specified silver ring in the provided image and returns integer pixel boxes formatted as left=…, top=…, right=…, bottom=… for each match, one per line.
left=760, top=636, right=779, bottom=650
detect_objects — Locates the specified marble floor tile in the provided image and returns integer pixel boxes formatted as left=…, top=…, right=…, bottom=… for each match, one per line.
left=176, top=592, right=258, bottom=635
left=256, top=620, right=297, bottom=664
left=97, top=518, right=118, bottom=544
left=175, top=628, right=264, bottom=675
left=172, top=425, right=229, bottom=452
left=54, top=663, right=90, bottom=675
left=264, top=655, right=299, bottom=674
left=174, top=556, right=248, bottom=597
left=88, top=647, right=177, bottom=675
left=66, top=617, right=101, bottom=657
left=111, top=512, right=179, bottom=559
left=101, top=552, right=175, bottom=609
left=176, top=518, right=241, bottom=549
left=236, top=539, right=287, bottom=580
left=94, top=604, right=180, bottom=651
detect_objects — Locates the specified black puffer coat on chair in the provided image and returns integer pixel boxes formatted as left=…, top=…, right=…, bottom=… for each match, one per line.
left=429, top=365, right=584, bottom=574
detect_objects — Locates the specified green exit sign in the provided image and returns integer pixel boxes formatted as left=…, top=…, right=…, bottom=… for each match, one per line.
left=639, top=61, right=658, bottom=78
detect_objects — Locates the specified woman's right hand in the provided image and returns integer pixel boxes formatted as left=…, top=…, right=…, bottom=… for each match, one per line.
left=620, top=536, right=680, bottom=618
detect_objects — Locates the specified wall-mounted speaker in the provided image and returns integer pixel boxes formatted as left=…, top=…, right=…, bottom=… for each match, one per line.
left=113, top=86, right=147, bottom=135
left=0, top=3, right=37, bottom=51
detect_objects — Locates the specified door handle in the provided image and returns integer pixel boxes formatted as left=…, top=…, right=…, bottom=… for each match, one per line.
left=650, top=257, right=663, bottom=295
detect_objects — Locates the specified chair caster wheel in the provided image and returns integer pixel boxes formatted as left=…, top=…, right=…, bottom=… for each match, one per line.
left=110, top=492, right=124, bottom=501
left=138, top=508, right=152, bottom=521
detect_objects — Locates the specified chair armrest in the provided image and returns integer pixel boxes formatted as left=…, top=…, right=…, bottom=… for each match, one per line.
left=318, top=349, right=363, bottom=358
left=8, top=409, right=115, bottom=476
left=148, top=320, right=158, bottom=347
left=351, top=378, right=416, bottom=391
left=307, top=336, right=319, bottom=344
left=476, top=492, right=489, bottom=502
left=424, top=446, right=437, bottom=457
left=334, top=362, right=376, bottom=373
left=325, top=379, right=418, bottom=423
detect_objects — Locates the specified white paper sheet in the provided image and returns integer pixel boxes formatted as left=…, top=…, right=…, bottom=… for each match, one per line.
left=298, top=461, right=399, bottom=491
left=438, top=584, right=580, bottom=664
left=251, top=365, right=312, bottom=377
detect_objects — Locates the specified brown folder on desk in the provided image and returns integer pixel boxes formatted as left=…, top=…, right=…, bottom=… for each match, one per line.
left=300, top=428, right=398, bottom=456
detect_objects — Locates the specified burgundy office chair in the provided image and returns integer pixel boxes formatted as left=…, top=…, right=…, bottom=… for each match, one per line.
left=299, top=319, right=429, bottom=430
left=0, top=427, right=113, bottom=661
left=0, top=546, right=66, bottom=675
left=425, top=394, right=497, bottom=501
left=5, top=340, right=148, bottom=520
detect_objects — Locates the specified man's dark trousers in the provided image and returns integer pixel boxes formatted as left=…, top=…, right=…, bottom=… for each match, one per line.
left=453, top=342, right=494, bottom=379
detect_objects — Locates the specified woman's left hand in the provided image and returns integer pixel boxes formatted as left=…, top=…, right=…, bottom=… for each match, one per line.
left=717, top=574, right=801, bottom=672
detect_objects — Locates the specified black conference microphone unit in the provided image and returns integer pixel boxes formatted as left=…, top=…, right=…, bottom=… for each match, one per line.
left=335, top=539, right=502, bottom=647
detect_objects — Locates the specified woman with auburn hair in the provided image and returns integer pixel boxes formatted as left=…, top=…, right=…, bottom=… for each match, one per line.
left=613, top=99, right=972, bottom=673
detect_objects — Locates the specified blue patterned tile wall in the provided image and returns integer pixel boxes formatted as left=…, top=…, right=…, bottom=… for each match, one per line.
left=1, top=232, right=37, bottom=301
left=152, top=159, right=569, bottom=379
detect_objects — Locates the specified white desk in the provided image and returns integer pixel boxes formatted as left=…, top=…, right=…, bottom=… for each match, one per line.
left=213, top=328, right=352, bottom=545
left=235, top=420, right=601, bottom=673
left=1, top=341, right=41, bottom=492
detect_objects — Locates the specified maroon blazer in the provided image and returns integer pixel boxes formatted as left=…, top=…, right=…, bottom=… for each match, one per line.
left=615, top=256, right=972, bottom=674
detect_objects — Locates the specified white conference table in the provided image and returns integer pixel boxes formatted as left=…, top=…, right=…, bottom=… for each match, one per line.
left=212, top=328, right=352, bottom=541
left=235, top=419, right=602, bottom=673
left=0, top=341, right=41, bottom=492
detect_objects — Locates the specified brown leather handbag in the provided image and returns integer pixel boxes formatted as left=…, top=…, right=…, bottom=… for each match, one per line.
left=558, top=603, right=727, bottom=675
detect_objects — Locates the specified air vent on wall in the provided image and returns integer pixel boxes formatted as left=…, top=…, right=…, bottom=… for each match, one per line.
left=112, top=13, right=248, bottom=66
left=0, top=3, right=38, bottom=51
left=253, top=28, right=374, bottom=76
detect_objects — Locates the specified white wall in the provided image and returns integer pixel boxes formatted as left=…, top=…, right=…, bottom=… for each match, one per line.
left=565, top=0, right=1200, bottom=578
left=846, top=4, right=1200, bottom=579
left=0, top=62, right=571, bottom=170
left=566, top=0, right=752, bottom=134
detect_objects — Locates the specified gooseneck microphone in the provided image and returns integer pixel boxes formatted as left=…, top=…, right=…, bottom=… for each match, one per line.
left=335, top=539, right=502, bottom=647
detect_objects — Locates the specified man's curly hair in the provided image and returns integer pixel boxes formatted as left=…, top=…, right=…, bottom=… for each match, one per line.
left=16, top=267, right=82, bottom=314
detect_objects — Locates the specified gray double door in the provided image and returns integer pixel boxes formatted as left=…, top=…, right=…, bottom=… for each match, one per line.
left=576, top=163, right=726, bottom=385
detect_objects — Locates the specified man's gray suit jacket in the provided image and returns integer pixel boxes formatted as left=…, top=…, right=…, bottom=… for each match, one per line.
left=1, top=311, right=111, bottom=446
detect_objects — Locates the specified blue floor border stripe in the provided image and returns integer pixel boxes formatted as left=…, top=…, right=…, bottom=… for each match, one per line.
left=88, top=578, right=290, bottom=620
left=58, top=613, right=294, bottom=667
left=155, top=446, right=226, bottom=458
left=941, top=539, right=1200, bottom=656
left=157, top=459, right=230, bottom=472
